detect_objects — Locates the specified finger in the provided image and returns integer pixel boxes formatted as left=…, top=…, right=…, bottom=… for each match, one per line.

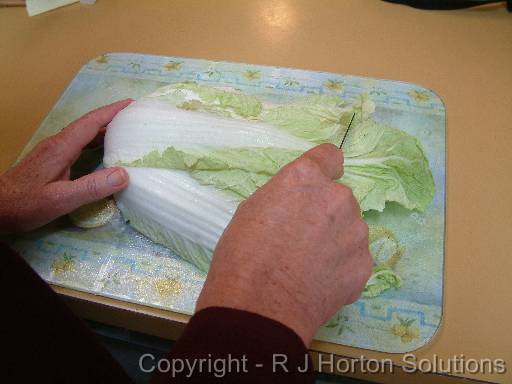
left=299, top=144, right=344, bottom=180
left=57, top=99, right=133, bottom=163
left=332, top=183, right=360, bottom=214
left=11, top=100, right=132, bottom=184
left=44, top=167, right=129, bottom=216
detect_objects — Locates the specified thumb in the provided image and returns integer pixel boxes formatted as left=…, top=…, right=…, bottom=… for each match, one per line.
left=46, top=167, right=129, bottom=216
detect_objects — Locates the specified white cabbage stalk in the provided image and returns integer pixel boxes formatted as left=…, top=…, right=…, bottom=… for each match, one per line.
left=104, top=99, right=311, bottom=165
left=116, top=167, right=236, bottom=272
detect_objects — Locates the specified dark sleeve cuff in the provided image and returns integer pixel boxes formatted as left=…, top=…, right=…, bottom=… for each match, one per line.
left=0, top=242, right=133, bottom=383
left=151, top=307, right=314, bottom=383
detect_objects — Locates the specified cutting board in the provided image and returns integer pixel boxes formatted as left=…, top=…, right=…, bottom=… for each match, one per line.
left=10, top=52, right=445, bottom=353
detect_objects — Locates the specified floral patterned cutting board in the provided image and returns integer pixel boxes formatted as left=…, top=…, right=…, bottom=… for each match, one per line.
left=10, top=53, right=445, bottom=353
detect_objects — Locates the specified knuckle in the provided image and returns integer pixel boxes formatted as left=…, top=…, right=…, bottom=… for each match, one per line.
left=358, top=220, right=369, bottom=239
left=78, top=110, right=96, bottom=124
left=41, top=187, right=62, bottom=210
left=279, top=159, right=316, bottom=182
left=362, top=256, right=373, bottom=281
left=333, top=182, right=351, bottom=197
left=33, top=189, right=60, bottom=221
left=80, top=109, right=104, bottom=128
left=363, top=250, right=373, bottom=272
left=315, top=143, right=339, bottom=158
left=86, top=177, right=101, bottom=199
left=294, top=157, right=322, bottom=178
left=277, top=163, right=295, bottom=180
left=355, top=223, right=370, bottom=254
left=333, top=184, right=358, bottom=207
left=312, top=143, right=343, bottom=168
left=233, top=199, right=249, bottom=215
left=347, top=189, right=358, bottom=206
left=352, top=251, right=373, bottom=286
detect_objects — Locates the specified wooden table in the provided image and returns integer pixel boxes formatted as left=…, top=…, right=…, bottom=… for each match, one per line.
left=1, top=1, right=511, bottom=383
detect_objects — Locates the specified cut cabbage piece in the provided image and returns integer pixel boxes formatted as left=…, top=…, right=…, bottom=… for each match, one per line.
left=362, top=267, right=402, bottom=298
left=69, top=198, right=116, bottom=228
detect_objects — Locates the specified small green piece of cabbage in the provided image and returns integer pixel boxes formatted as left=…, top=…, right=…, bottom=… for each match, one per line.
left=362, top=267, right=402, bottom=298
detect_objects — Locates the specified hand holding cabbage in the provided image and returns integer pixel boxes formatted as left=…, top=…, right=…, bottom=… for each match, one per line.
left=0, top=100, right=131, bottom=233
left=196, top=144, right=372, bottom=345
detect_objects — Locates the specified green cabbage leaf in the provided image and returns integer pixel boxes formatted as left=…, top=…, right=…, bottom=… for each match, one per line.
left=362, top=267, right=402, bottom=298
left=149, top=81, right=263, bottom=119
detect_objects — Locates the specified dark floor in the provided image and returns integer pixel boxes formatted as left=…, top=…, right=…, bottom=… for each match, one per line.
left=88, top=320, right=375, bottom=384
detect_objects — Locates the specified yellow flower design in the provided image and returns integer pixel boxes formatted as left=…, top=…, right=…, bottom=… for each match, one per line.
left=391, top=316, right=420, bottom=343
left=95, top=54, right=109, bottom=64
left=155, top=277, right=182, bottom=297
left=284, top=78, right=300, bottom=87
left=163, top=61, right=182, bottom=71
left=368, top=224, right=404, bottom=269
left=51, top=253, right=76, bottom=275
left=408, top=90, right=431, bottom=102
left=323, top=79, right=343, bottom=91
left=242, top=70, right=261, bottom=81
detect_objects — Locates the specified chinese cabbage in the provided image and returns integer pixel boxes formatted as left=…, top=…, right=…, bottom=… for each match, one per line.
left=104, top=83, right=434, bottom=279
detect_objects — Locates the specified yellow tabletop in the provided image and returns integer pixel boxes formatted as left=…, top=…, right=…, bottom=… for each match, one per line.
left=1, top=1, right=511, bottom=383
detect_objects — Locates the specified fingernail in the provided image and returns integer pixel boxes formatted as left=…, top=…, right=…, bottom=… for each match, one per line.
left=107, top=168, right=127, bottom=187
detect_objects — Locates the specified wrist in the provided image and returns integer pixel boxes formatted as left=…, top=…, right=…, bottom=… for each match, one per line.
left=196, top=274, right=322, bottom=346
left=0, top=179, right=12, bottom=233
left=0, top=176, right=23, bottom=234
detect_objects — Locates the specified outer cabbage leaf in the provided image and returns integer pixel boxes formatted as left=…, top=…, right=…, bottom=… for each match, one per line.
left=342, top=123, right=435, bottom=212
left=260, top=93, right=434, bottom=212
left=262, top=94, right=355, bottom=144
left=127, top=146, right=303, bottom=200
left=148, top=81, right=263, bottom=119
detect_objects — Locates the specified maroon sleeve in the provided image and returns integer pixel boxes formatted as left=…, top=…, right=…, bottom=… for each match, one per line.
left=0, top=242, right=133, bottom=384
left=151, top=307, right=315, bottom=383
